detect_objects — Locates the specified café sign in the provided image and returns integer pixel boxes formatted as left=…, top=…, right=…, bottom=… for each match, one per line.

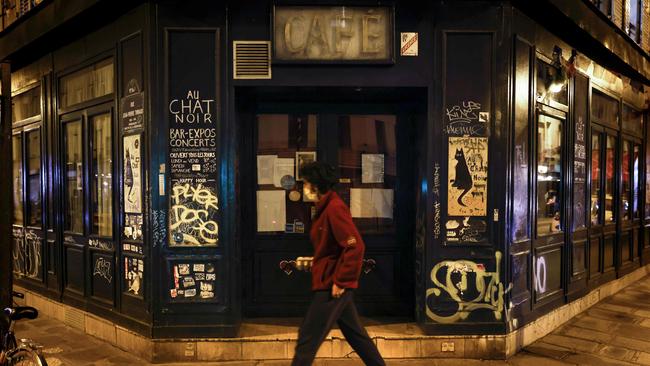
left=273, top=6, right=393, bottom=62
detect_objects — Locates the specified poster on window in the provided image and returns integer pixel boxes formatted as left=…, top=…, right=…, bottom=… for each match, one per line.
left=447, top=136, right=488, bottom=216
left=123, top=134, right=142, bottom=213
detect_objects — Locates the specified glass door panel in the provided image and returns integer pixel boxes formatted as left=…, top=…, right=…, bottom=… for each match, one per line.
left=537, top=114, right=563, bottom=236
left=64, top=121, right=84, bottom=233
left=12, top=134, right=23, bottom=225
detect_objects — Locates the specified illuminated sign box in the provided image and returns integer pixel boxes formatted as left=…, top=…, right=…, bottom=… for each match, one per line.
left=273, top=6, right=394, bottom=63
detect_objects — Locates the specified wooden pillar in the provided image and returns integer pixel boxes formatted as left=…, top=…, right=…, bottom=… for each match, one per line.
left=0, top=62, right=12, bottom=309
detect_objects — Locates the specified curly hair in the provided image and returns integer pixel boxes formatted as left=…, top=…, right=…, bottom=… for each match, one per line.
left=299, top=161, right=338, bottom=194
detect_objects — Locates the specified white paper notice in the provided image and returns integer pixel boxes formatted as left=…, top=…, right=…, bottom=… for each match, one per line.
left=362, top=154, right=385, bottom=183
left=257, top=190, right=286, bottom=232
left=257, top=155, right=276, bottom=185
left=273, top=158, right=295, bottom=188
left=350, top=188, right=394, bottom=219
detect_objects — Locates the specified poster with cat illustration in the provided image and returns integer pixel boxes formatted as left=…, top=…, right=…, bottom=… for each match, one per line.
left=448, top=137, right=488, bottom=216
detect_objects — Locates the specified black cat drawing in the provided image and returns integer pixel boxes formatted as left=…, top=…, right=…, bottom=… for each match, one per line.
left=450, top=148, right=473, bottom=207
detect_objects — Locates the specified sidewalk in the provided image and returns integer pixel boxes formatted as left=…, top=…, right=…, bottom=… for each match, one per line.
left=14, top=275, right=650, bottom=365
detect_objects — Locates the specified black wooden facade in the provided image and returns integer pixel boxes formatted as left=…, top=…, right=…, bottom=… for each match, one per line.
left=5, top=0, right=650, bottom=339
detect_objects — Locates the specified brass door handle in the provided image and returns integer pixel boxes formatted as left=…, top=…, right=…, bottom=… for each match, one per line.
left=279, top=257, right=376, bottom=276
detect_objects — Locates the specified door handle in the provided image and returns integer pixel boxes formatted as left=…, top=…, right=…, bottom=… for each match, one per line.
left=279, top=258, right=376, bottom=276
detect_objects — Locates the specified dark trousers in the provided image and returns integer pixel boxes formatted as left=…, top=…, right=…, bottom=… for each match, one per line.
left=292, top=290, right=386, bottom=366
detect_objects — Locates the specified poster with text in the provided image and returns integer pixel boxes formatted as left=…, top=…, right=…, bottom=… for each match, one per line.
left=447, top=137, right=488, bottom=216
left=123, top=134, right=142, bottom=213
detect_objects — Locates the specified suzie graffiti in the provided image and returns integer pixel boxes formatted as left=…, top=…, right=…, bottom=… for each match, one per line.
left=426, top=251, right=506, bottom=324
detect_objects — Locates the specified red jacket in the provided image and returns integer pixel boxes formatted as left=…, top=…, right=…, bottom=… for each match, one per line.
left=310, top=191, right=365, bottom=290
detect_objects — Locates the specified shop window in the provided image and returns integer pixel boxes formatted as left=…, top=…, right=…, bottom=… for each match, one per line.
left=64, top=121, right=83, bottom=233
left=26, top=130, right=41, bottom=227
left=622, top=104, right=643, bottom=133
left=255, top=114, right=318, bottom=234
left=59, top=58, right=114, bottom=108
left=592, top=89, right=619, bottom=127
left=633, top=143, right=640, bottom=219
left=91, top=113, right=113, bottom=237
left=622, top=140, right=631, bottom=221
left=12, top=134, right=23, bottom=225
left=605, top=135, right=617, bottom=223
left=12, top=86, right=41, bottom=123
left=537, top=114, right=563, bottom=236
left=591, top=133, right=602, bottom=225
left=338, top=115, right=396, bottom=234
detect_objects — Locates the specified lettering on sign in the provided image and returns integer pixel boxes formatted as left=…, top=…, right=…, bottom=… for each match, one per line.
left=274, top=6, right=392, bottom=62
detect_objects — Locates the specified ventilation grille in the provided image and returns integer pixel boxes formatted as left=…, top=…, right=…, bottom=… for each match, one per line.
left=233, top=41, right=272, bottom=80
left=64, top=307, right=85, bottom=331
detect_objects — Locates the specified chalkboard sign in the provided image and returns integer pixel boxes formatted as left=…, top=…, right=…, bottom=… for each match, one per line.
left=166, top=29, right=220, bottom=247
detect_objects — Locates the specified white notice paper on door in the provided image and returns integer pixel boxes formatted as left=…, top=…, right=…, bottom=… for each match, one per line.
left=257, top=190, right=286, bottom=232
left=361, top=154, right=385, bottom=183
left=350, top=188, right=394, bottom=219
left=273, top=158, right=295, bottom=187
left=257, top=155, right=276, bottom=185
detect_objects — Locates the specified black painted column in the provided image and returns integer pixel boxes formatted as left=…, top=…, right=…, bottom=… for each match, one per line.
left=0, top=62, right=12, bottom=309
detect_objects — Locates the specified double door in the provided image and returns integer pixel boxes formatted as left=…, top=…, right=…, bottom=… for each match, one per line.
left=241, top=99, right=417, bottom=317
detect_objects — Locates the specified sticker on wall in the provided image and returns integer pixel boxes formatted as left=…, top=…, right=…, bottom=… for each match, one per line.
left=123, top=213, right=143, bottom=241
left=125, top=257, right=143, bottom=296
left=169, top=261, right=216, bottom=301
left=445, top=217, right=487, bottom=243
left=123, top=134, right=142, bottom=214
left=448, top=136, right=488, bottom=216
left=400, top=32, right=418, bottom=56
left=122, top=242, right=143, bottom=255
left=121, top=79, right=145, bottom=132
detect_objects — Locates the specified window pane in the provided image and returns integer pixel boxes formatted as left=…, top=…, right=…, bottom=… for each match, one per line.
left=537, top=114, right=562, bottom=235
left=59, top=59, right=114, bottom=108
left=26, top=130, right=42, bottom=227
left=622, top=105, right=643, bottom=133
left=338, top=115, right=396, bottom=234
left=605, top=135, right=616, bottom=223
left=592, top=89, right=619, bottom=126
left=629, top=0, right=640, bottom=40
left=622, top=140, right=631, bottom=221
left=91, top=113, right=113, bottom=236
left=633, top=144, right=640, bottom=218
left=64, top=121, right=83, bottom=233
left=12, top=86, right=41, bottom=123
left=12, top=135, right=23, bottom=225
left=256, top=114, right=317, bottom=234
left=536, top=61, right=568, bottom=105
left=591, top=133, right=601, bottom=225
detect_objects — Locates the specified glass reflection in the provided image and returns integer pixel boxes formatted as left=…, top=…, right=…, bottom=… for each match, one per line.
left=622, top=141, right=631, bottom=221
left=605, top=135, right=616, bottom=223
left=91, top=113, right=113, bottom=237
left=537, top=114, right=562, bottom=235
left=26, top=131, right=42, bottom=227
left=591, top=133, right=601, bottom=225
left=64, top=121, right=83, bottom=233
left=12, top=135, right=23, bottom=225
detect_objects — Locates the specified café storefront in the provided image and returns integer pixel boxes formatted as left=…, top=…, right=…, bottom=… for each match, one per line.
left=6, top=0, right=650, bottom=358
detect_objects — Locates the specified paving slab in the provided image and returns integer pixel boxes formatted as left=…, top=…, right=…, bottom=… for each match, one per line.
left=11, top=274, right=650, bottom=365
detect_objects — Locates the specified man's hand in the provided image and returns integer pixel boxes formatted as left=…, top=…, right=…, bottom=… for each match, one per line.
left=332, top=283, right=345, bottom=298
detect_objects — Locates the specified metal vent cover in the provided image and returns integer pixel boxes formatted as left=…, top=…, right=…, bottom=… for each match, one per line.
left=233, top=41, right=272, bottom=80
left=64, top=307, right=85, bottom=331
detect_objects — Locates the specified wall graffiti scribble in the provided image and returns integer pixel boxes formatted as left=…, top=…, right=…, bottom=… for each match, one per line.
left=93, top=257, right=113, bottom=283
left=169, top=182, right=219, bottom=246
left=426, top=251, right=506, bottom=323
left=13, top=229, right=42, bottom=280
